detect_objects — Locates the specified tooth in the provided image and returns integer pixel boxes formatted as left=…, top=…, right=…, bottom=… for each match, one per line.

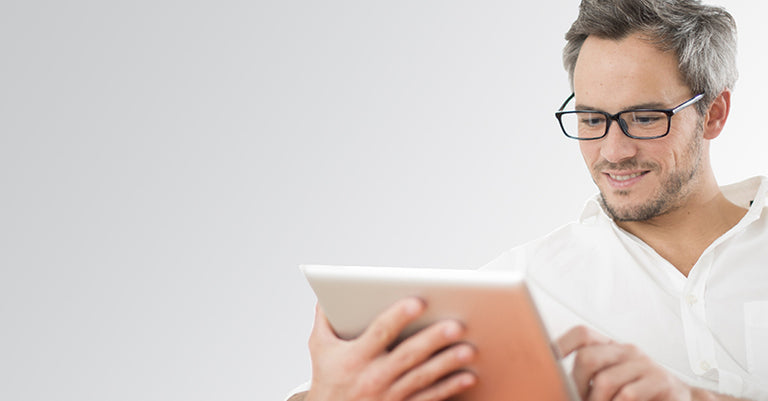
left=609, top=172, right=642, bottom=181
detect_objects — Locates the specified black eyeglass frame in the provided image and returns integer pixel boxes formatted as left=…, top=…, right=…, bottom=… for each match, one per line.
left=554, top=92, right=705, bottom=140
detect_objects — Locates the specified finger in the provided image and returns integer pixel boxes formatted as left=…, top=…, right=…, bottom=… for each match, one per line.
left=405, top=371, right=477, bottom=401
left=379, top=319, right=468, bottom=384
left=599, top=354, right=683, bottom=401
left=570, top=343, right=627, bottom=401
left=556, top=325, right=613, bottom=358
left=391, top=343, right=477, bottom=401
left=587, top=356, right=645, bottom=401
left=608, top=373, right=668, bottom=401
left=357, top=297, right=426, bottom=356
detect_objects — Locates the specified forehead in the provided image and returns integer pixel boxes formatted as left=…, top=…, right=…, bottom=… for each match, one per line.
left=573, top=33, right=689, bottom=110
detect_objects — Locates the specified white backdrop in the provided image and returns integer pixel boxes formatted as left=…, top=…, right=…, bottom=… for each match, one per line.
left=1, top=1, right=766, bottom=400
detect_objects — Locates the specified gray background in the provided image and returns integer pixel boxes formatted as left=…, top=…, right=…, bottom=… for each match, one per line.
left=1, top=1, right=766, bottom=400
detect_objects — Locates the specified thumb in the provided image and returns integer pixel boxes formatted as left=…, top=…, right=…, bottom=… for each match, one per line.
left=309, top=304, right=339, bottom=347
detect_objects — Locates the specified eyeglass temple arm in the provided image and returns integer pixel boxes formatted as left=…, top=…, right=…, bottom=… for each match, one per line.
left=671, top=93, right=705, bottom=114
left=558, top=93, right=575, bottom=111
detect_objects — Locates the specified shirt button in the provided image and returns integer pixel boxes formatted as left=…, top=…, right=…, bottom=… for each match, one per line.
left=700, top=360, right=711, bottom=371
left=686, top=294, right=698, bottom=306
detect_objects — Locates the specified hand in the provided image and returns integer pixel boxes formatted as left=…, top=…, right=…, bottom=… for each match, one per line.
left=305, top=297, right=477, bottom=401
left=556, top=326, right=694, bottom=401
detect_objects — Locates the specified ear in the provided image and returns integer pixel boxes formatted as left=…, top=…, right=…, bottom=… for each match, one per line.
left=702, top=90, right=731, bottom=140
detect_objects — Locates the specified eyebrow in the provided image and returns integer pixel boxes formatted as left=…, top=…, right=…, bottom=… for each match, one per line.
left=574, top=101, right=669, bottom=112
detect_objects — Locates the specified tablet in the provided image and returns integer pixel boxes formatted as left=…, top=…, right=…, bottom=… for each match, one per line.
left=301, top=264, right=579, bottom=401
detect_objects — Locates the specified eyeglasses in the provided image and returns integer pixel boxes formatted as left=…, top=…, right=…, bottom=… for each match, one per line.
left=554, top=93, right=705, bottom=140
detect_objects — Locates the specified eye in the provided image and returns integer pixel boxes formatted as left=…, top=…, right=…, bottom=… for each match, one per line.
left=579, top=113, right=606, bottom=127
left=628, top=111, right=664, bottom=126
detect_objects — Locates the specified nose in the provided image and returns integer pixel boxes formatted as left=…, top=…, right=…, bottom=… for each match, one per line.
left=599, top=119, right=638, bottom=163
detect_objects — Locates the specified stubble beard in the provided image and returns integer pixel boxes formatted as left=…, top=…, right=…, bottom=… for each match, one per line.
left=596, top=124, right=704, bottom=222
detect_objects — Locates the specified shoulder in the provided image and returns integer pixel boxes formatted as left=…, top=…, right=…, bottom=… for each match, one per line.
left=481, top=215, right=616, bottom=274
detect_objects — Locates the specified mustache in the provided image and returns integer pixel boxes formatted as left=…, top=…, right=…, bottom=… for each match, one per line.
left=593, top=158, right=658, bottom=172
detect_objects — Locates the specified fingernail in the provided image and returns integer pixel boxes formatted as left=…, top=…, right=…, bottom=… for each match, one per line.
left=444, top=321, right=462, bottom=339
left=404, top=298, right=424, bottom=316
left=456, top=345, right=473, bottom=361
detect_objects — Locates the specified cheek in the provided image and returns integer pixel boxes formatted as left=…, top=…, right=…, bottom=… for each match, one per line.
left=655, top=133, right=689, bottom=167
left=579, top=142, right=599, bottom=168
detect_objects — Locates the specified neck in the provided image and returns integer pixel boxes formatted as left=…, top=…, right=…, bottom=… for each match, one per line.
left=615, top=170, right=747, bottom=277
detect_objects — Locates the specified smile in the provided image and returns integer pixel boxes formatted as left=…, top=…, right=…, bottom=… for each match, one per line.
left=608, top=172, right=645, bottom=181
left=603, top=170, right=650, bottom=188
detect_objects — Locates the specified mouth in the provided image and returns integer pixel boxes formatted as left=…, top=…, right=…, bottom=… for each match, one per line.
left=603, top=170, right=650, bottom=188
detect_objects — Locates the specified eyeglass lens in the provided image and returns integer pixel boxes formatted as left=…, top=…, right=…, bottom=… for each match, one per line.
left=559, top=111, right=669, bottom=139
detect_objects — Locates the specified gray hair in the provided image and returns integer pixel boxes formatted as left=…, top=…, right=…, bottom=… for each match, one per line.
left=563, top=0, right=738, bottom=114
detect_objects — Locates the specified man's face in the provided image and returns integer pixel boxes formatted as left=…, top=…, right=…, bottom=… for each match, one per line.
left=573, top=34, right=706, bottom=221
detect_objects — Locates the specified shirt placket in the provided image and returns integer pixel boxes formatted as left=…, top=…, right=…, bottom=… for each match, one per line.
left=680, top=253, right=717, bottom=377
left=680, top=251, right=744, bottom=395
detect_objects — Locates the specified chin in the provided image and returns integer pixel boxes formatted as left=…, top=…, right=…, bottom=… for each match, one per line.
left=599, top=193, right=671, bottom=222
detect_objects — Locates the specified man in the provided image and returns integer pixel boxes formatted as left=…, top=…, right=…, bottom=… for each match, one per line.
left=289, top=0, right=768, bottom=400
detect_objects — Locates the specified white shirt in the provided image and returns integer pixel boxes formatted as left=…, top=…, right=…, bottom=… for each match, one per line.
left=482, top=176, right=768, bottom=400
